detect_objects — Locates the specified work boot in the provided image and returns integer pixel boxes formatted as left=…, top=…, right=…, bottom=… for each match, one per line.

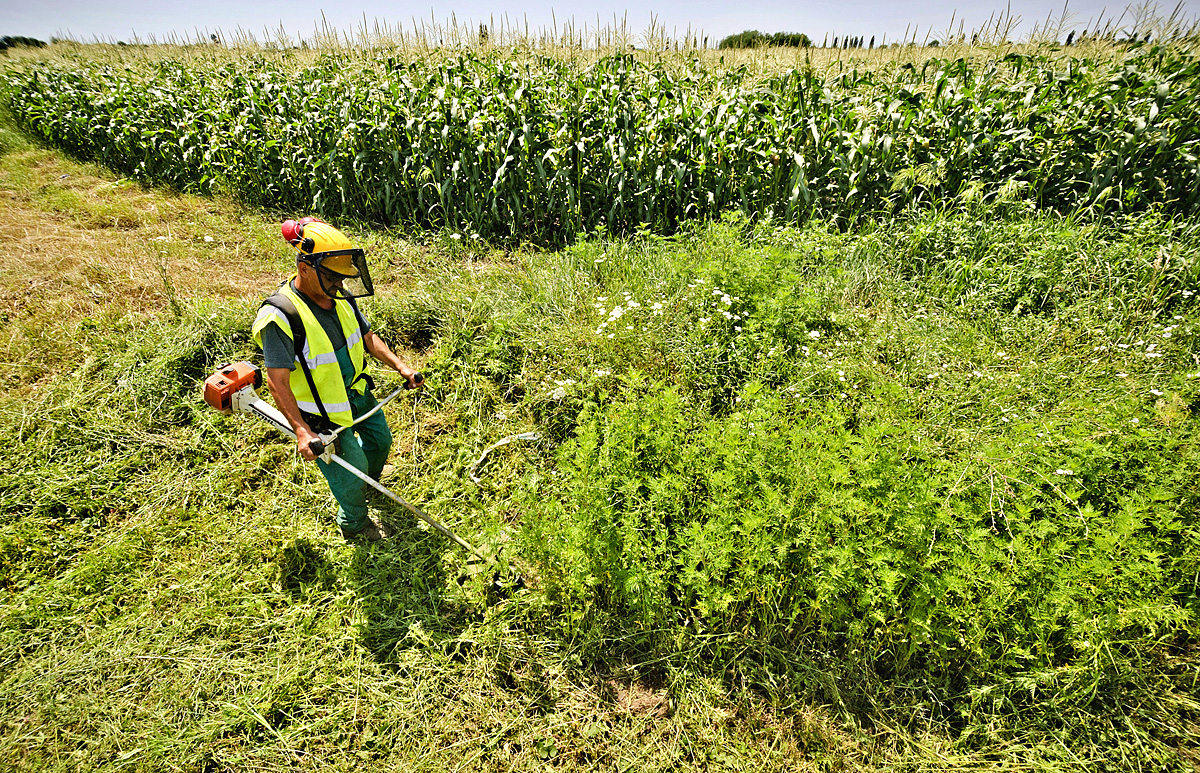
left=340, top=515, right=394, bottom=543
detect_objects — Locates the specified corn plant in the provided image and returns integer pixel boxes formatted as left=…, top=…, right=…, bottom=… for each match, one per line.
left=5, top=45, right=1200, bottom=242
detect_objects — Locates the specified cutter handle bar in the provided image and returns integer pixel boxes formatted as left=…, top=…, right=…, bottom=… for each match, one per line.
left=330, top=385, right=400, bottom=439
left=327, top=372, right=421, bottom=440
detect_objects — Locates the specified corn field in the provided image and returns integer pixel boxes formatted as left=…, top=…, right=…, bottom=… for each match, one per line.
left=5, top=44, right=1200, bottom=242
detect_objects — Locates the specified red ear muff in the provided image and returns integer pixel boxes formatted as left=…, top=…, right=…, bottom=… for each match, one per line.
left=281, top=219, right=301, bottom=244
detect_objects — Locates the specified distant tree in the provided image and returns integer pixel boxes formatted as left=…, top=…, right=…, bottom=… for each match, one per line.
left=769, top=32, right=810, bottom=47
left=718, top=30, right=764, bottom=49
left=719, top=30, right=809, bottom=49
left=479, top=23, right=488, bottom=44
left=832, top=36, right=838, bottom=48
left=1066, top=30, right=1075, bottom=45
left=869, top=35, right=875, bottom=48
left=0, top=35, right=48, bottom=51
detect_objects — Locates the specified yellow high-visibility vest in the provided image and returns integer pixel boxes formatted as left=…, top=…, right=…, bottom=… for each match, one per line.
left=251, top=280, right=367, bottom=427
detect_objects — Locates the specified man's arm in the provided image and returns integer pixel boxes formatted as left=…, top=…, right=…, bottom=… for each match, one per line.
left=264, top=366, right=324, bottom=462
left=363, top=331, right=422, bottom=389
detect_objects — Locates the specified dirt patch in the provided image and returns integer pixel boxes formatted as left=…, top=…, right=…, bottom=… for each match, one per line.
left=602, top=678, right=671, bottom=718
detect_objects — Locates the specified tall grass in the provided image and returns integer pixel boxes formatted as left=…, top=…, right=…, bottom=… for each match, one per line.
left=2, top=183, right=1197, bottom=770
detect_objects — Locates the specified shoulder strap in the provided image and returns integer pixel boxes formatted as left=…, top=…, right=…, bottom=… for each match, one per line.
left=343, top=295, right=374, bottom=392
left=261, top=289, right=306, bottom=358
left=346, top=295, right=369, bottom=335
left=261, top=288, right=333, bottom=429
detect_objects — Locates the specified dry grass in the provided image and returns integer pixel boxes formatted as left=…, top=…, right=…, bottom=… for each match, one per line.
left=14, top=0, right=1199, bottom=81
left=0, top=138, right=408, bottom=390
left=0, top=147, right=281, bottom=314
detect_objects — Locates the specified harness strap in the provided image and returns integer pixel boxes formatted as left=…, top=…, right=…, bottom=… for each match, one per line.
left=346, top=295, right=375, bottom=392
left=260, top=289, right=334, bottom=431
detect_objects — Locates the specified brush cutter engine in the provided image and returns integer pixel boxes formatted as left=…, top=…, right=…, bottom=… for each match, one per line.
left=203, top=361, right=332, bottom=457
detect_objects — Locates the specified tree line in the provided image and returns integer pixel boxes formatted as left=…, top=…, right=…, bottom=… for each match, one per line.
left=0, top=37, right=47, bottom=52
left=718, top=30, right=885, bottom=49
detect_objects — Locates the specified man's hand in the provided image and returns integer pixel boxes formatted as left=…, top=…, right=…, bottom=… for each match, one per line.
left=295, top=424, right=321, bottom=462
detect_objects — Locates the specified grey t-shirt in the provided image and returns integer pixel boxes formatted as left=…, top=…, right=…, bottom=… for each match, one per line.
left=261, top=281, right=370, bottom=370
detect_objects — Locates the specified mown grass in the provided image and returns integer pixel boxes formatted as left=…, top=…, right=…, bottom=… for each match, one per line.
left=1, top=77, right=1198, bottom=773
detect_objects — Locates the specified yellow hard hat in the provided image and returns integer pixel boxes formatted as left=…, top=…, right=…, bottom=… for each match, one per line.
left=294, top=222, right=359, bottom=276
left=281, top=218, right=374, bottom=299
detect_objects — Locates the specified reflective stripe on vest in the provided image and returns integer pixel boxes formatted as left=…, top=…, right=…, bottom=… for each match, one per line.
left=251, top=280, right=367, bottom=427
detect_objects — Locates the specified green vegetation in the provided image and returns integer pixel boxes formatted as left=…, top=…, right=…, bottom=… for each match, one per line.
left=1, top=34, right=1199, bottom=772
left=4, top=43, right=1200, bottom=245
left=718, top=31, right=812, bottom=49
left=0, top=37, right=46, bottom=52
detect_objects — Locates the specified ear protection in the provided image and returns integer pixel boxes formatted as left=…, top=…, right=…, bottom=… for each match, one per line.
left=280, top=217, right=324, bottom=254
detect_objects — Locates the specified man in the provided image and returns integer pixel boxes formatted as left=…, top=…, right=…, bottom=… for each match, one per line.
left=252, top=217, right=422, bottom=542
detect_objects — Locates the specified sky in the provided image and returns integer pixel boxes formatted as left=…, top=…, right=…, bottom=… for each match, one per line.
left=3, top=1, right=1197, bottom=47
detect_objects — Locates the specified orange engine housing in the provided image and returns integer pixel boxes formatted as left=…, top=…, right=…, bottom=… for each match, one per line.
left=203, top=361, right=262, bottom=413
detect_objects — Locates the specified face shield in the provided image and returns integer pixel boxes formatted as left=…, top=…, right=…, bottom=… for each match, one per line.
left=305, top=249, right=374, bottom=300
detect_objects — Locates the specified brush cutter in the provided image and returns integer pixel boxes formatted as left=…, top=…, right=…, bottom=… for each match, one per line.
left=203, top=361, right=523, bottom=593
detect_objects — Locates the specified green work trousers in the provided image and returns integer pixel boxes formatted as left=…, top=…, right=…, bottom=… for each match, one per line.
left=314, top=348, right=393, bottom=533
